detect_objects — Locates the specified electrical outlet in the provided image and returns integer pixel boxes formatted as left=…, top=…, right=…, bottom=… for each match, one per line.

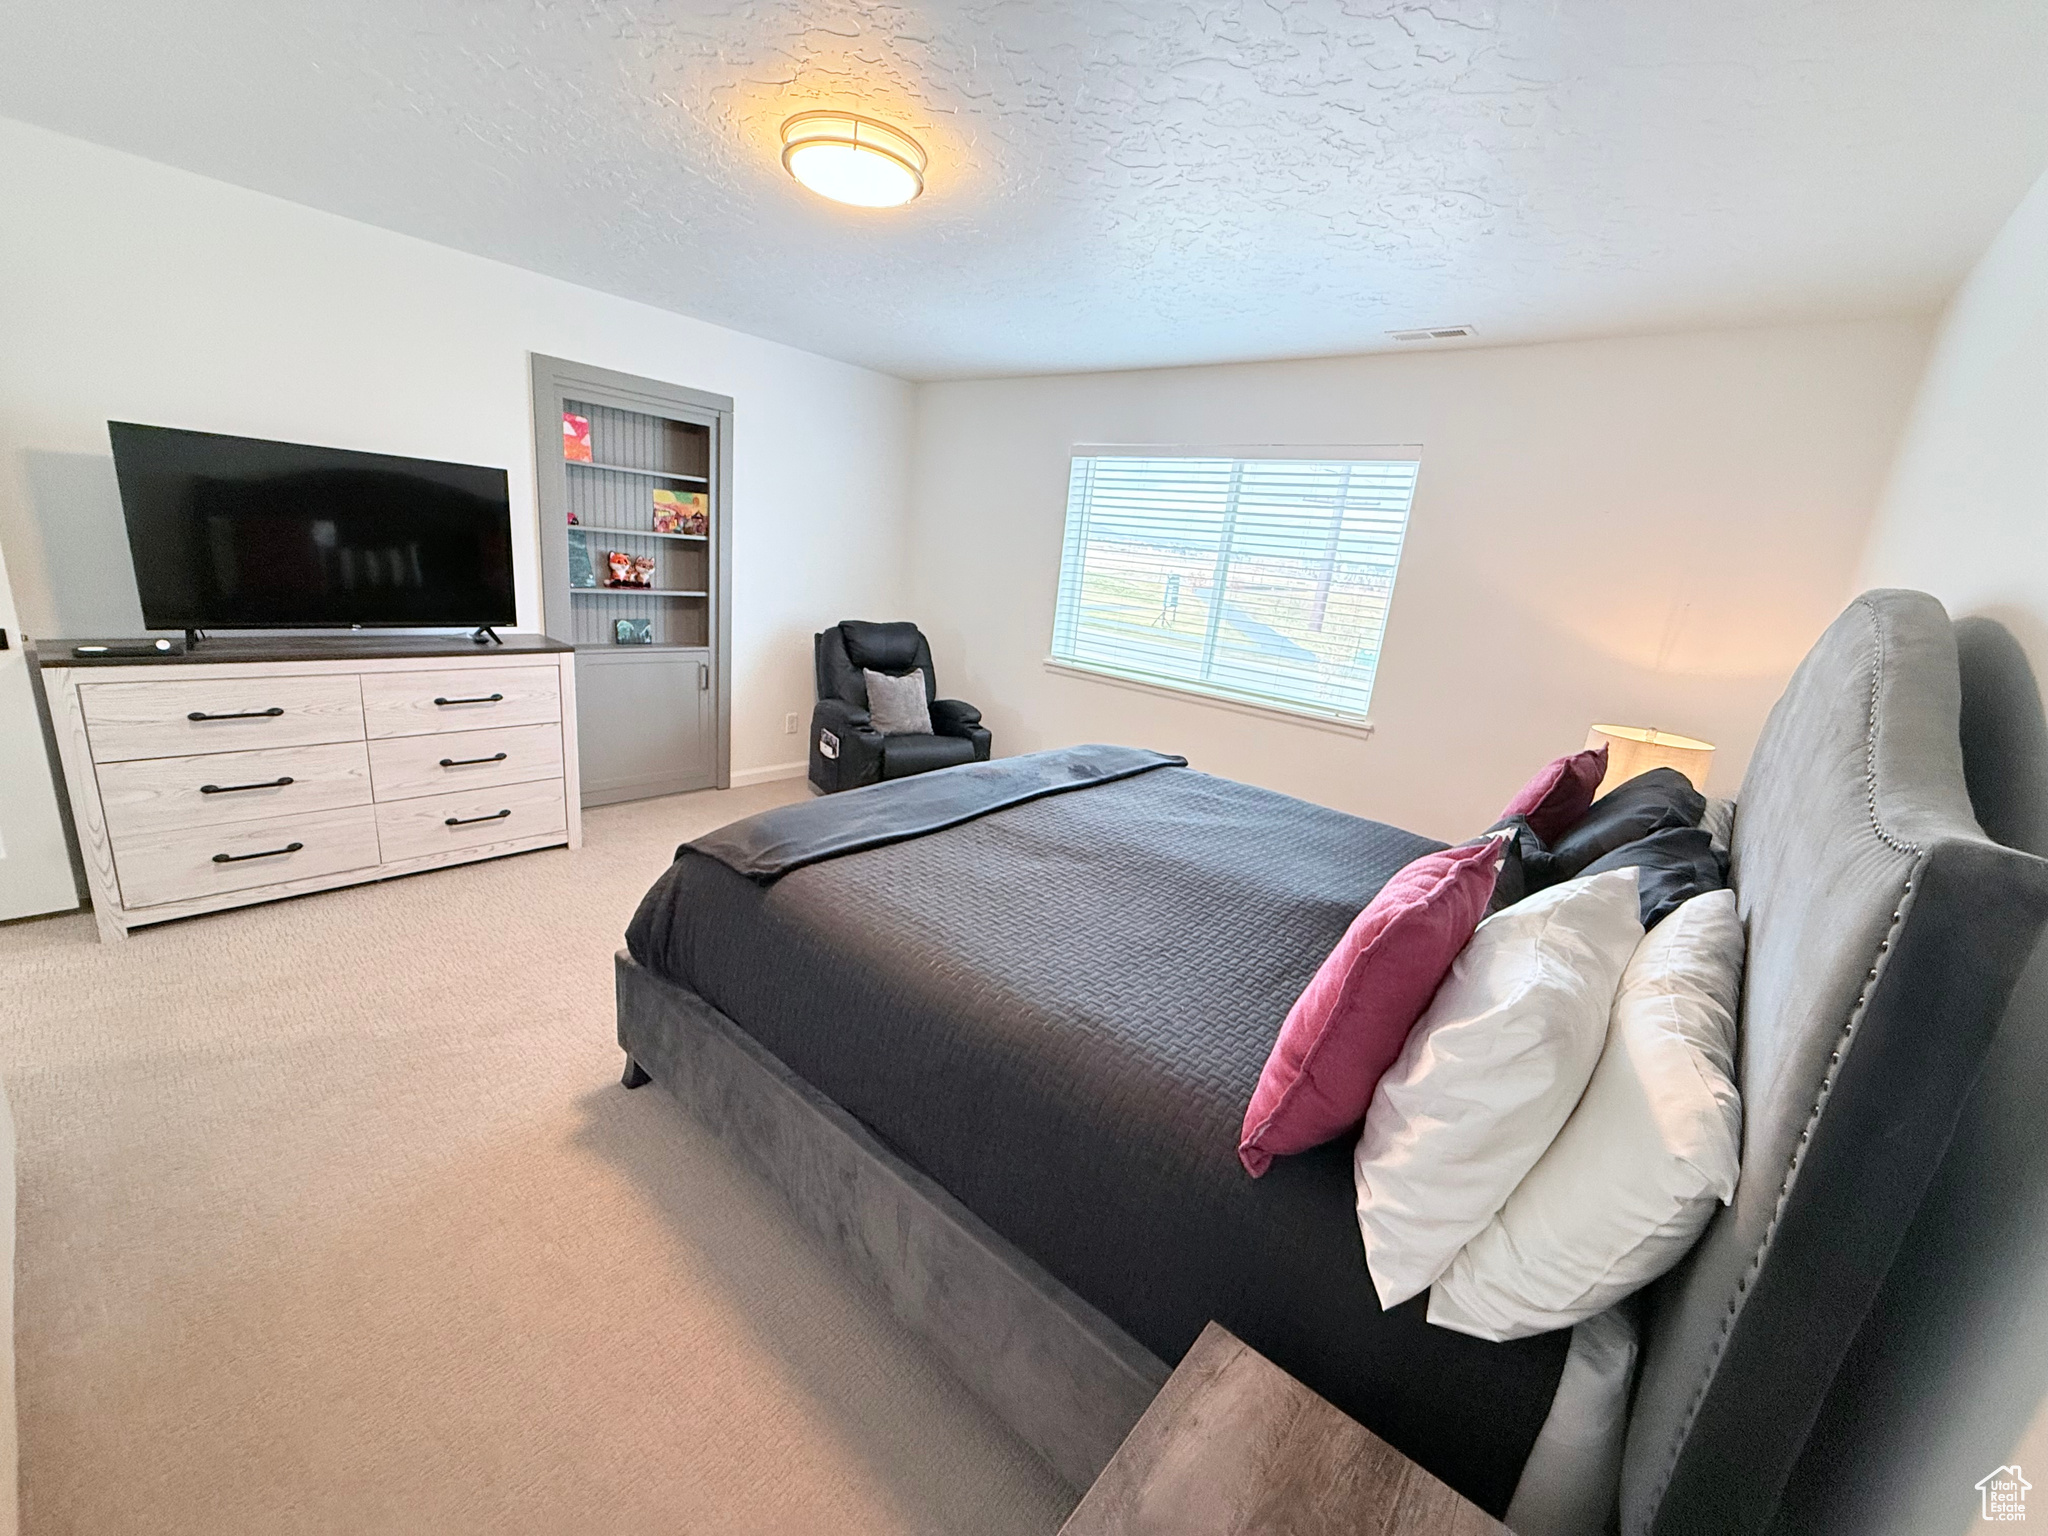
left=784, top=712, right=800, bottom=735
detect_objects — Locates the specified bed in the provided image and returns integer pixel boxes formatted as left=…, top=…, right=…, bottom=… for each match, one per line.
left=618, top=590, right=2048, bottom=1533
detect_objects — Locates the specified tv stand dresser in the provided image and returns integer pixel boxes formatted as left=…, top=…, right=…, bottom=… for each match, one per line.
left=38, top=636, right=580, bottom=943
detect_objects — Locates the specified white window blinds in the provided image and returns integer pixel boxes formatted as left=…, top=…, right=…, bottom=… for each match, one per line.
left=1050, top=451, right=1421, bottom=722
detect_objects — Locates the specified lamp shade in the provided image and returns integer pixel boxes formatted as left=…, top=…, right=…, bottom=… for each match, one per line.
left=1585, top=724, right=1715, bottom=797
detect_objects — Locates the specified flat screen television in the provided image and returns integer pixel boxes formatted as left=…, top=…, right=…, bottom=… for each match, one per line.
left=108, top=422, right=516, bottom=633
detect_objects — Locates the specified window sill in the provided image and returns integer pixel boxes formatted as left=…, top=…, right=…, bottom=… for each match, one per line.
left=1041, top=658, right=1377, bottom=742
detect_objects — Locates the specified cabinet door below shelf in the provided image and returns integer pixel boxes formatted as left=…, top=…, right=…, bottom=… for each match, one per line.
left=575, top=648, right=714, bottom=806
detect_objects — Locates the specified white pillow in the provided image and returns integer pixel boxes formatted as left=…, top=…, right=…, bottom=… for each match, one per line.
left=1354, top=868, right=1645, bottom=1309
left=1427, top=888, right=1744, bottom=1341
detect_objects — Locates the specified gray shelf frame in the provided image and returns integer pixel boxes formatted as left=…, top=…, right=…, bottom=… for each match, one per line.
left=571, top=526, right=707, bottom=544
left=570, top=587, right=711, bottom=599
left=531, top=354, right=734, bottom=801
left=569, top=459, right=710, bottom=485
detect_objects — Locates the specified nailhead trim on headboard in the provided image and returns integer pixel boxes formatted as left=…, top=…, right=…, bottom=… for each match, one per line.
left=1638, top=595, right=1923, bottom=1532
left=1856, top=597, right=1926, bottom=860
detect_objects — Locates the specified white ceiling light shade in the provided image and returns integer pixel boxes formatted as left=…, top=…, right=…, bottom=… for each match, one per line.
left=780, top=111, right=927, bottom=208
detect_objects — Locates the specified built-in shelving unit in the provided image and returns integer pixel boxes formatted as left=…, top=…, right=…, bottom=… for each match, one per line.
left=556, top=402, right=712, bottom=650
left=533, top=355, right=734, bottom=804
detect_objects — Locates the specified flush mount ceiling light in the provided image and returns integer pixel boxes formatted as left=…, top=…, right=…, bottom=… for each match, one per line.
left=781, top=111, right=927, bottom=208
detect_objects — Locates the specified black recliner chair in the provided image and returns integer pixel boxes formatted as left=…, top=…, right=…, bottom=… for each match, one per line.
left=809, top=620, right=991, bottom=794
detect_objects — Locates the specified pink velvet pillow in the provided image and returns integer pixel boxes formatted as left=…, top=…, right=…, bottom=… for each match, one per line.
left=1498, top=744, right=1608, bottom=843
left=1238, top=839, right=1502, bottom=1177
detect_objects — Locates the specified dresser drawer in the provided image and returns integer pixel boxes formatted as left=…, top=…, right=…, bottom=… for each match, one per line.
left=374, top=778, right=569, bottom=863
left=97, top=741, right=374, bottom=839
left=81, top=675, right=365, bottom=762
left=360, top=666, right=561, bottom=739
left=111, top=805, right=382, bottom=910
left=368, top=723, right=565, bottom=802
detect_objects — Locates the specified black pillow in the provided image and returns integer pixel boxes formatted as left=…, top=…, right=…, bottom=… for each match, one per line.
left=1475, top=814, right=1565, bottom=912
left=1547, top=767, right=1706, bottom=875
left=1581, top=825, right=1728, bottom=929
left=1478, top=832, right=1528, bottom=917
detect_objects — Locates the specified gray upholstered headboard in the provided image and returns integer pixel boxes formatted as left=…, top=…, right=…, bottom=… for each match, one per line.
left=1621, top=590, right=2048, bottom=1535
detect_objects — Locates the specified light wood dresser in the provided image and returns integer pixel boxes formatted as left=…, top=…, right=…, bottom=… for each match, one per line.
left=38, top=636, right=581, bottom=942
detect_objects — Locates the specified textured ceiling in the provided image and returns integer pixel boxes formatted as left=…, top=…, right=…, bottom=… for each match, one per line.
left=2, top=1, right=2044, bottom=379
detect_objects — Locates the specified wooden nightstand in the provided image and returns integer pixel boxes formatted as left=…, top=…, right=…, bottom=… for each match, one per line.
left=1060, top=1322, right=1505, bottom=1536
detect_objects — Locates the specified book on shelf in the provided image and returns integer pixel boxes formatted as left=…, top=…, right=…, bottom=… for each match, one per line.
left=652, top=488, right=709, bottom=535
left=562, top=412, right=593, bottom=462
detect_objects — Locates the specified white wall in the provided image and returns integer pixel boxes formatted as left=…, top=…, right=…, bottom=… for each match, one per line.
left=1860, top=168, right=2048, bottom=684
left=1813, top=169, right=2048, bottom=1536
left=908, top=319, right=1932, bottom=839
left=0, top=117, right=915, bottom=783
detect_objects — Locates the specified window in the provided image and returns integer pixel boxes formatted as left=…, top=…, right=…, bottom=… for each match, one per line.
left=1048, top=448, right=1421, bottom=724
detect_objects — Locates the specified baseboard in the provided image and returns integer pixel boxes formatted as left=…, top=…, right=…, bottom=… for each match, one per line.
left=730, top=760, right=808, bottom=787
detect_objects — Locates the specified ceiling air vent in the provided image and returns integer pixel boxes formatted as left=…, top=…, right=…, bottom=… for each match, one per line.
left=1389, top=325, right=1476, bottom=342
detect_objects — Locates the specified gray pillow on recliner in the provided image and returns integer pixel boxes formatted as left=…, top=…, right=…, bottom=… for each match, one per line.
left=864, top=668, right=933, bottom=736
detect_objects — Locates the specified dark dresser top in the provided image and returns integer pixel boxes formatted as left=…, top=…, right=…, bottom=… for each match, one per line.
left=35, top=634, right=573, bottom=667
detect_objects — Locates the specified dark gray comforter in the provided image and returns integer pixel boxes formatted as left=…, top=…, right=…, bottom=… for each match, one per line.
left=626, top=764, right=1570, bottom=1512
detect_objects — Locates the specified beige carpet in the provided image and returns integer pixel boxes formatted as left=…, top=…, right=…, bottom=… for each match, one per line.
left=0, top=785, right=1075, bottom=1535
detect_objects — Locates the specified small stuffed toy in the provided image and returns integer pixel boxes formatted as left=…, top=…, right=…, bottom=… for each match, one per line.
left=604, top=551, right=657, bottom=587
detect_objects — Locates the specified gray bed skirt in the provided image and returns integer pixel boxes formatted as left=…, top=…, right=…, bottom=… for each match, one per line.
left=615, top=951, right=1172, bottom=1491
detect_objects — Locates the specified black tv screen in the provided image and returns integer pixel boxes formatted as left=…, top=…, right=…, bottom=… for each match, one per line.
left=108, top=423, right=516, bottom=631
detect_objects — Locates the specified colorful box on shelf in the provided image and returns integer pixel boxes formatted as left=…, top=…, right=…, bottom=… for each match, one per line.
left=562, top=412, right=593, bottom=462
left=652, top=488, right=709, bottom=535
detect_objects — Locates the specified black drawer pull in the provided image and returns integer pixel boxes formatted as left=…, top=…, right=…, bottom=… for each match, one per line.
left=199, top=776, right=295, bottom=795
left=445, top=809, right=512, bottom=827
left=212, top=841, right=304, bottom=864
left=439, top=752, right=509, bottom=768
left=433, top=693, right=504, bottom=706
left=188, top=707, right=285, bottom=721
